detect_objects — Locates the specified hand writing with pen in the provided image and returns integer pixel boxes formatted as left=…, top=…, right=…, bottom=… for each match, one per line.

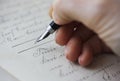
left=49, top=0, right=120, bottom=66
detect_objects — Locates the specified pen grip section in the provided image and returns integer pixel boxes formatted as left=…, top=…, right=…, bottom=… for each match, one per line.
left=50, top=21, right=60, bottom=30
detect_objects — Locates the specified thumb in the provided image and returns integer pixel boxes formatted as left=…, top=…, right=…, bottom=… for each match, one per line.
left=51, top=0, right=104, bottom=27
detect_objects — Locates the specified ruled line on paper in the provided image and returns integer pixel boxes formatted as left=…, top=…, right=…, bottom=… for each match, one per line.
left=17, top=39, right=53, bottom=54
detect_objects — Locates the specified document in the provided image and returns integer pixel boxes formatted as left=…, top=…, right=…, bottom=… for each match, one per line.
left=0, top=67, right=18, bottom=81
left=0, top=0, right=120, bottom=81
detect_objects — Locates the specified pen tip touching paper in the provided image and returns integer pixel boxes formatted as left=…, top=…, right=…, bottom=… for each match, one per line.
left=34, top=38, right=42, bottom=44
left=35, top=31, right=50, bottom=44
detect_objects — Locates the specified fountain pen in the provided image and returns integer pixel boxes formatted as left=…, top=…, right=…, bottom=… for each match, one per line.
left=35, top=21, right=60, bottom=43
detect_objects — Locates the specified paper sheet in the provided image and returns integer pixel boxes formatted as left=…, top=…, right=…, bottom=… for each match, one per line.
left=0, top=67, right=19, bottom=81
left=0, top=0, right=120, bottom=81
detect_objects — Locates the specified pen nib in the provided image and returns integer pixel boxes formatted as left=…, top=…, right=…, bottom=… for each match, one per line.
left=35, top=31, right=50, bottom=44
left=34, top=36, right=43, bottom=44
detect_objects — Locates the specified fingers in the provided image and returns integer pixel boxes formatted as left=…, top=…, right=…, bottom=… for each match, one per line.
left=55, top=22, right=112, bottom=66
left=64, top=24, right=95, bottom=62
left=55, top=22, right=76, bottom=46
left=65, top=32, right=112, bottom=66
left=55, top=23, right=95, bottom=46
left=78, top=35, right=112, bottom=66
left=65, top=34, right=82, bottom=62
left=78, top=44, right=93, bottom=66
left=78, top=35, right=102, bottom=66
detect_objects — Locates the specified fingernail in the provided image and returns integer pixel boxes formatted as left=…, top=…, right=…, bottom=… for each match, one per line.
left=78, top=56, right=84, bottom=65
left=65, top=46, right=70, bottom=59
left=65, top=46, right=68, bottom=54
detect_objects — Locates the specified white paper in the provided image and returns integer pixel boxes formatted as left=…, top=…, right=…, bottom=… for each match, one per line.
left=0, top=67, right=19, bottom=81
left=0, top=0, right=120, bottom=81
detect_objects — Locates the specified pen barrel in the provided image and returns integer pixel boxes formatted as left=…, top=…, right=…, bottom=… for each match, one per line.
left=50, top=21, right=60, bottom=30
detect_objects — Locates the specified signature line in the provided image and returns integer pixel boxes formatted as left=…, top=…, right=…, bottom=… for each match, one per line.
left=17, top=40, right=53, bottom=54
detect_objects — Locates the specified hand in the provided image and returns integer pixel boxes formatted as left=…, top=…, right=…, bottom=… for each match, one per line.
left=49, top=0, right=120, bottom=66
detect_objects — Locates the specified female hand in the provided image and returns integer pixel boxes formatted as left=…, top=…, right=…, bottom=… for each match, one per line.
left=49, top=0, right=120, bottom=66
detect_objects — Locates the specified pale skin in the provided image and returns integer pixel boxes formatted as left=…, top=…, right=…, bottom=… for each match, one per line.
left=49, top=0, right=120, bottom=66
